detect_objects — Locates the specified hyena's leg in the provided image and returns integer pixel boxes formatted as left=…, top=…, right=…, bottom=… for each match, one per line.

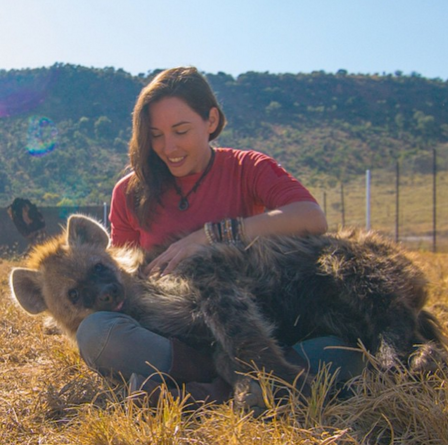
left=370, top=305, right=445, bottom=373
left=374, top=331, right=446, bottom=375
left=197, top=285, right=311, bottom=389
left=409, top=310, right=448, bottom=373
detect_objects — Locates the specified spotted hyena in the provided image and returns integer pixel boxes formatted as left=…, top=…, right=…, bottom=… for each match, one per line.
left=9, top=214, right=448, bottom=401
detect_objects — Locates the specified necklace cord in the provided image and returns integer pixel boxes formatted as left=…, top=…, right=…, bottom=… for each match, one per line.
left=174, top=148, right=216, bottom=211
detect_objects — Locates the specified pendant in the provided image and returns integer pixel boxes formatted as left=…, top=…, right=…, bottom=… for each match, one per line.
left=178, top=197, right=189, bottom=211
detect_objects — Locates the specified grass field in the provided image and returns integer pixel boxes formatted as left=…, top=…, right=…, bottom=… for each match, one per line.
left=1, top=250, right=448, bottom=444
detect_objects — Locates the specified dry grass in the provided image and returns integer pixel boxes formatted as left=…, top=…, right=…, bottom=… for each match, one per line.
left=1, top=253, right=448, bottom=445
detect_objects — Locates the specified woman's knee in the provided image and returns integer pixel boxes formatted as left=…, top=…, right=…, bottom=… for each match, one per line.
left=76, top=311, right=140, bottom=370
left=293, top=336, right=366, bottom=382
left=76, top=311, right=172, bottom=380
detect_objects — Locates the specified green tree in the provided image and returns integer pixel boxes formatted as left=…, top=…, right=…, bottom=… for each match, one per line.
left=94, top=116, right=114, bottom=139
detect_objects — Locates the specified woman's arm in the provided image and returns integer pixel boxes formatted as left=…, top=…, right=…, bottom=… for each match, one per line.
left=146, top=201, right=327, bottom=276
left=243, top=201, right=328, bottom=239
left=109, top=175, right=141, bottom=247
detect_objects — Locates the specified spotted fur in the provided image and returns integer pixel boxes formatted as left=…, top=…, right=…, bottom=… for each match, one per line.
left=10, top=215, right=448, bottom=399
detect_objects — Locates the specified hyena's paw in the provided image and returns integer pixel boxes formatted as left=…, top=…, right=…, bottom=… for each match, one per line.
left=43, top=317, right=63, bottom=335
left=409, top=343, right=448, bottom=374
left=233, top=377, right=267, bottom=417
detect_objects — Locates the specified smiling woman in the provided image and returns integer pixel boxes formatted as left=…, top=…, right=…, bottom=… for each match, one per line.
left=148, top=96, right=219, bottom=211
left=148, top=97, right=219, bottom=177
left=111, top=66, right=327, bottom=273
left=74, top=67, right=351, bottom=410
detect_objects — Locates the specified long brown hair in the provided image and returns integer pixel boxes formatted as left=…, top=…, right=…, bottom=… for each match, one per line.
left=126, top=67, right=226, bottom=228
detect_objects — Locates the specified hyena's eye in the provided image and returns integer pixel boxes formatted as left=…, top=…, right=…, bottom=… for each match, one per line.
left=93, top=263, right=107, bottom=274
left=68, top=289, right=80, bottom=304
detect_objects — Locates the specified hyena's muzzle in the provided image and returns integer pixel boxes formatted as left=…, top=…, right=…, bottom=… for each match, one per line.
left=72, top=262, right=126, bottom=312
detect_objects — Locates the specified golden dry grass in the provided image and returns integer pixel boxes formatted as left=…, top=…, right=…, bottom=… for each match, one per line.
left=1, top=252, right=448, bottom=445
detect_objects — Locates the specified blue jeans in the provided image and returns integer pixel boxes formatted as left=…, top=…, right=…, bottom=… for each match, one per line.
left=77, top=312, right=366, bottom=383
left=293, top=336, right=366, bottom=382
left=76, top=312, right=172, bottom=381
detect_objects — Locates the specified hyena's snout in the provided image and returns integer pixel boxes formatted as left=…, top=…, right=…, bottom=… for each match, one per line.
left=94, top=282, right=126, bottom=312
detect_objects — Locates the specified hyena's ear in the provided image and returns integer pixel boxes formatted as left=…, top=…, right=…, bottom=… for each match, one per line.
left=10, top=268, right=47, bottom=314
left=66, top=214, right=110, bottom=249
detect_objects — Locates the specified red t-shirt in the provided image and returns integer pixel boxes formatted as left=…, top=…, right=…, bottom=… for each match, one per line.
left=110, top=148, right=316, bottom=249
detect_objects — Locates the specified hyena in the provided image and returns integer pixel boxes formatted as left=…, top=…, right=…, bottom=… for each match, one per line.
left=9, top=215, right=448, bottom=401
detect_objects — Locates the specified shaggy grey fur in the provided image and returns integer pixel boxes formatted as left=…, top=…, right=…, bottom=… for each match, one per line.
left=10, top=215, right=448, bottom=401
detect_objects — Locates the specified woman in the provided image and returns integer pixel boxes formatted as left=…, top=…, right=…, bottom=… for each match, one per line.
left=77, top=67, right=363, bottom=404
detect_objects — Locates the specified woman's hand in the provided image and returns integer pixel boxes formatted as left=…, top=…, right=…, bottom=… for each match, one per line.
left=145, top=228, right=208, bottom=276
left=144, top=202, right=327, bottom=276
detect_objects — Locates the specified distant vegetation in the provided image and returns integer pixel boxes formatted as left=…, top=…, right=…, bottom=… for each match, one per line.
left=0, top=64, right=447, bottom=207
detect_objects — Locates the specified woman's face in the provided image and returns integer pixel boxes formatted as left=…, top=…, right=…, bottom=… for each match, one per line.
left=148, top=97, right=219, bottom=177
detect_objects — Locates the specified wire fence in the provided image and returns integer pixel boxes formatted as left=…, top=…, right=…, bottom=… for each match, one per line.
left=309, top=146, right=448, bottom=252
left=1, top=146, right=448, bottom=255
left=0, top=205, right=108, bottom=257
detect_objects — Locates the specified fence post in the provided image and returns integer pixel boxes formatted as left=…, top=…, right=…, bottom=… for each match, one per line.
left=395, top=161, right=399, bottom=243
left=366, top=170, right=371, bottom=231
left=322, top=191, right=327, bottom=216
left=103, top=202, right=108, bottom=228
left=433, top=148, right=437, bottom=253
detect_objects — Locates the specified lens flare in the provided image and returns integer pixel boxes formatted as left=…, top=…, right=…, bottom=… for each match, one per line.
left=26, top=116, right=58, bottom=157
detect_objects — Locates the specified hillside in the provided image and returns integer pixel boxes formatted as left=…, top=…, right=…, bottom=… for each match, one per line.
left=0, top=64, right=447, bottom=207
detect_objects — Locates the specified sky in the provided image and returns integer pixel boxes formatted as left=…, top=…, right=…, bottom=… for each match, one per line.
left=1, top=0, right=447, bottom=79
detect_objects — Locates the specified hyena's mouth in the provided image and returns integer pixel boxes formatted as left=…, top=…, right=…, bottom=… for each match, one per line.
left=113, top=300, right=125, bottom=312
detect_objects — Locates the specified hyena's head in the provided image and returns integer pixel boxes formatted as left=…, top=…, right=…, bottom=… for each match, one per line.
left=10, top=215, right=127, bottom=338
